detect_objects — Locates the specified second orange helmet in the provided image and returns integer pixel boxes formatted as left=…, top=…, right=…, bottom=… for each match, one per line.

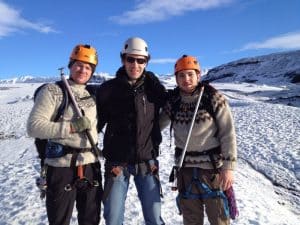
left=174, top=55, right=201, bottom=74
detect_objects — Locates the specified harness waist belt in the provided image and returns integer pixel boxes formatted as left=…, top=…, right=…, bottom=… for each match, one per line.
left=175, top=146, right=221, bottom=158
left=106, top=160, right=156, bottom=176
left=63, top=146, right=92, bottom=154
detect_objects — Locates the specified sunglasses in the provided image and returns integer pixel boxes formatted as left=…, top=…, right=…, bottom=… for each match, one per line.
left=126, top=56, right=147, bottom=64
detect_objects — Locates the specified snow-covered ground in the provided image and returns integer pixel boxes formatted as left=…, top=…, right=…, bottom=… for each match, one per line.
left=0, top=81, right=299, bottom=225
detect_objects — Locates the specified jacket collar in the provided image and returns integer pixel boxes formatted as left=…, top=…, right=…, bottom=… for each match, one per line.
left=116, top=66, right=145, bottom=89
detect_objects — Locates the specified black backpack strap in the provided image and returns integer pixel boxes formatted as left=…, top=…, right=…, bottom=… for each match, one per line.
left=33, top=81, right=69, bottom=168
left=33, top=84, right=47, bottom=100
left=53, top=81, right=69, bottom=122
left=169, top=87, right=181, bottom=120
left=33, top=81, right=69, bottom=122
left=168, top=87, right=181, bottom=145
left=200, top=82, right=219, bottom=137
left=86, top=84, right=97, bottom=101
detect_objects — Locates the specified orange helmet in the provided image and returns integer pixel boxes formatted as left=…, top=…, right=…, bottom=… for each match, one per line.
left=174, top=55, right=200, bottom=74
left=70, top=44, right=98, bottom=66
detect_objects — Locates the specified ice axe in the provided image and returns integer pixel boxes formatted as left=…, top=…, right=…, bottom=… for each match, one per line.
left=58, top=67, right=102, bottom=175
left=169, top=85, right=205, bottom=190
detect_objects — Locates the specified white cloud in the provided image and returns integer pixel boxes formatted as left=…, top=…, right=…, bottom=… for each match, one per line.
left=0, top=1, right=56, bottom=37
left=240, top=32, right=300, bottom=51
left=110, top=0, right=233, bottom=25
left=151, top=58, right=177, bottom=64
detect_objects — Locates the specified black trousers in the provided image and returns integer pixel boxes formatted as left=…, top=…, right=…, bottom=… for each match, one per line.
left=46, top=163, right=102, bottom=225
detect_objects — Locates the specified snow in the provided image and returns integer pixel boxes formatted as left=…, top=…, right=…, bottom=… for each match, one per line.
left=0, top=50, right=300, bottom=224
left=0, top=81, right=299, bottom=225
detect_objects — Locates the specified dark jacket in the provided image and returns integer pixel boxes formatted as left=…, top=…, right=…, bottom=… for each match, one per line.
left=96, top=67, right=166, bottom=163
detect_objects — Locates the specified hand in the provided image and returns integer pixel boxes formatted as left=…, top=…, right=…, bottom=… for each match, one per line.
left=71, top=116, right=91, bottom=133
left=150, top=164, right=158, bottom=174
left=148, top=159, right=158, bottom=174
left=219, top=169, right=234, bottom=191
left=111, top=166, right=122, bottom=176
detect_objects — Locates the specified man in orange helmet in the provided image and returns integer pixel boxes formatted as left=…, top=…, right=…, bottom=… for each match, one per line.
left=160, top=55, right=237, bottom=225
left=27, top=44, right=102, bottom=225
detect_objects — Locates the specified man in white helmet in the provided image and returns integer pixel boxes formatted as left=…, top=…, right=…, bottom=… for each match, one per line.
left=96, top=37, right=166, bottom=225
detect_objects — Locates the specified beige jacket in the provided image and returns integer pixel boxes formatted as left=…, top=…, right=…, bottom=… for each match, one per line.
left=27, top=80, right=98, bottom=167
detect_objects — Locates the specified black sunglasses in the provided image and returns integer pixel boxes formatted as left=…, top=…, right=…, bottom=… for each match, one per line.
left=126, top=56, right=147, bottom=64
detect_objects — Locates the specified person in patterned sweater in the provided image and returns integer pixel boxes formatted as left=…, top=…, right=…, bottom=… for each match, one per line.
left=27, top=44, right=102, bottom=225
left=160, top=55, right=237, bottom=225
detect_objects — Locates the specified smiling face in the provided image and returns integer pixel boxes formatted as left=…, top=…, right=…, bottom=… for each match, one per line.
left=176, top=69, right=200, bottom=94
left=69, top=61, right=93, bottom=84
left=122, top=54, right=147, bottom=83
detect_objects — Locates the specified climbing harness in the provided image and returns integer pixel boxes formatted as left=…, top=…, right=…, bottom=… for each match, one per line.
left=176, top=168, right=229, bottom=217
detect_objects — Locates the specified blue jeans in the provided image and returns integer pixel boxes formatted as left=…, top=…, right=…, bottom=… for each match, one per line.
left=103, top=163, right=165, bottom=225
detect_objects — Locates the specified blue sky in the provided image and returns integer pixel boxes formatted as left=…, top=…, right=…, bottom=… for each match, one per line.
left=1, top=0, right=300, bottom=79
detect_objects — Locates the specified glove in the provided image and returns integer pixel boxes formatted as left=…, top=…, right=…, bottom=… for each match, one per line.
left=71, top=116, right=91, bottom=133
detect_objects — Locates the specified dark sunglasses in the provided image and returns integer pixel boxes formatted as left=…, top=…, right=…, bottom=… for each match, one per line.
left=126, top=56, right=147, bottom=64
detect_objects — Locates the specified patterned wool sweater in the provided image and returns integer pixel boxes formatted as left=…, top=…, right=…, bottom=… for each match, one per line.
left=160, top=85, right=237, bottom=170
left=27, top=80, right=98, bottom=167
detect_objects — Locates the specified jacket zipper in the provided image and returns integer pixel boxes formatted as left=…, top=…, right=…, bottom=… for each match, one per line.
left=142, top=95, right=146, bottom=115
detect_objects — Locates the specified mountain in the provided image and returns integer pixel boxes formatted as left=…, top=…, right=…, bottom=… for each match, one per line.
left=201, top=50, right=300, bottom=107
left=0, top=75, right=57, bottom=84
left=2, top=50, right=300, bottom=85
left=203, top=50, right=300, bottom=85
left=0, top=72, right=113, bottom=84
left=1, top=50, right=300, bottom=107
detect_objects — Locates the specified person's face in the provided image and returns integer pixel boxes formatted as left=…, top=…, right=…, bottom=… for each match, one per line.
left=70, top=61, right=93, bottom=84
left=123, top=54, right=147, bottom=82
left=176, top=69, right=200, bottom=94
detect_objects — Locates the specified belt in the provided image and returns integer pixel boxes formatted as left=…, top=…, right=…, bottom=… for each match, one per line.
left=175, top=146, right=221, bottom=158
left=63, top=146, right=92, bottom=154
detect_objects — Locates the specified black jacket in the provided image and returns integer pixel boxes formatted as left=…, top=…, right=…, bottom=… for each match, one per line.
left=96, top=67, right=167, bottom=163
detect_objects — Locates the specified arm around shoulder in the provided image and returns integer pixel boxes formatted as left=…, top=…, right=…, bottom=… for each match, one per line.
left=95, top=82, right=111, bottom=132
left=144, top=71, right=167, bottom=107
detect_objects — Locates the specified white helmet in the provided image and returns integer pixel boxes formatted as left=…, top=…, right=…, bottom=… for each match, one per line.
left=121, top=37, right=150, bottom=59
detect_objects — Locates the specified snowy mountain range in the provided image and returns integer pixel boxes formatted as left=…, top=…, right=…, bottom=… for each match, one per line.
left=2, top=50, right=300, bottom=109
left=0, top=72, right=112, bottom=84
left=2, top=50, right=300, bottom=85
left=203, top=50, right=300, bottom=85
left=201, top=50, right=300, bottom=107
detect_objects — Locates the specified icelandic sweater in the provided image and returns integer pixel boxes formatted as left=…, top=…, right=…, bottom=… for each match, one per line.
left=160, top=84, right=237, bottom=170
left=27, top=80, right=98, bottom=167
